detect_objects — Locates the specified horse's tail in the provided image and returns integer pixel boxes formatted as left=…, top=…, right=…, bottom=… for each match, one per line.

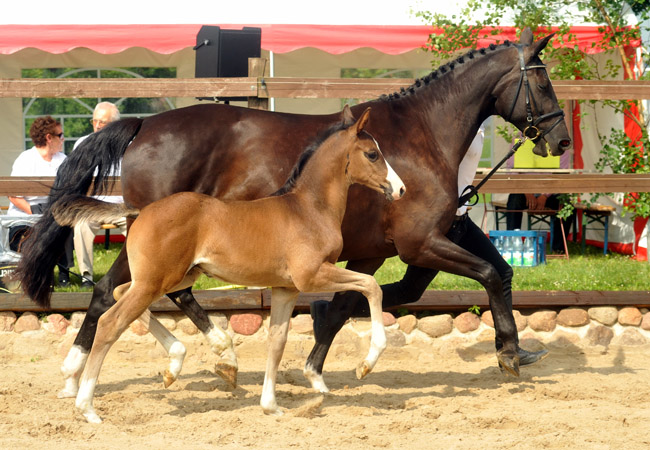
left=52, top=194, right=139, bottom=227
left=15, top=118, right=143, bottom=309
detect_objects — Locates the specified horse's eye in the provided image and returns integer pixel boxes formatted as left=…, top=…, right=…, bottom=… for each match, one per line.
left=365, top=150, right=379, bottom=162
left=538, top=83, right=548, bottom=91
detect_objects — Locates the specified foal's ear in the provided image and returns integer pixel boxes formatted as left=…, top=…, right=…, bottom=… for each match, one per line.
left=342, top=104, right=355, bottom=126
left=355, top=107, right=372, bottom=135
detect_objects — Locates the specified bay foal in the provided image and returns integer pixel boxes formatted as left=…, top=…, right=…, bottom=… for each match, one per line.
left=52, top=106, right=405, bottom=423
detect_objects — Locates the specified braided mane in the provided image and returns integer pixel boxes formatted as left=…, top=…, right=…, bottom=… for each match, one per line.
left=382, top=40, right=513, bottom=101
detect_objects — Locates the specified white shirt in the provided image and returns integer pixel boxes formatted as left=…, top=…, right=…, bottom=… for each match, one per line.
left=8, top=147, right=67, bottom=216
left=456, top=124, right=485, bottom=216
left=74, top=134, right=123, bottom=204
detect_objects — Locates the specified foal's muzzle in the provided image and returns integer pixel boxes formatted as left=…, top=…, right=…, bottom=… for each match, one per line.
left=384, top=161, right=405, bottom=201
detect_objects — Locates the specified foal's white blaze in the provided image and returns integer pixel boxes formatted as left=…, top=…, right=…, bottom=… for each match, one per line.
left=385, top=160, right=405, bottom=201
left=58, top=345, right=88, bottom=398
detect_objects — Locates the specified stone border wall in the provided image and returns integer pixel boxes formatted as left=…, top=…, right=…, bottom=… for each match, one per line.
left=2, top=306, right=650, bottom=348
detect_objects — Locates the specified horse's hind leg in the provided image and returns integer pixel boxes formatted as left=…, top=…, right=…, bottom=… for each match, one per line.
left=167, top=288, right=238, bottom=387
left=260, top=287, right=298, bottom=416
left=58, top=248, right=131, bottom=399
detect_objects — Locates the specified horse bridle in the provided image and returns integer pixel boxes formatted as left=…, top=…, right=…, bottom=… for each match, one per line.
left=458, top=44, right=565, bottom=208
left=505, top=44, right=565, bottom=142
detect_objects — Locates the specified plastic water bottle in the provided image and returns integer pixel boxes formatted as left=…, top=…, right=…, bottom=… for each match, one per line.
left=494, top=236, right=503, bottom=256
left=502, top=236, right=513, bottom=265
left=522, top=237, right=535, bottom=267
left=512, top=235, right=523, bottom=267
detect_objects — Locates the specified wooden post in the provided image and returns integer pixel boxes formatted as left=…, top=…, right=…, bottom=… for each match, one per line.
left=248, top=57, right=269, bottom=110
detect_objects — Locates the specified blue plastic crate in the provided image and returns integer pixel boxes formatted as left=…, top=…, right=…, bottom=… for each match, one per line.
left=489, top=230, right=546, bottom=267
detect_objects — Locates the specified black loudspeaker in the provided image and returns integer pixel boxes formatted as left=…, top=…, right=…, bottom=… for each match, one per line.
left=194, top=26, right=262, bottom=101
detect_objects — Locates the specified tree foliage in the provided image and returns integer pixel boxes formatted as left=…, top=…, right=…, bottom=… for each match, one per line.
left=415, top=0, right=650, bottom=218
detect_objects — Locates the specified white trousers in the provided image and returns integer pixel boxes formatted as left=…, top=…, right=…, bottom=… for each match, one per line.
left=73, top=218, right=127, bottom=278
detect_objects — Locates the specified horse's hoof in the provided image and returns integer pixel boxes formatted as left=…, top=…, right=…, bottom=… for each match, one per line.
left=262, top=406, right=284, bottom=416
left=496, top=348, right=520, bottom=377
left=79, top=407, right=102, bottom=424
left=163, top=369, right=177, bottom=388
left=215, top=362, right=238, bottom=388
left=303, top=367, right=330, bottom=393
left=57, top=387, right=78, bottom=399
left=356, top=361, right=372, bottom=380
left=518, top=347, right=549, bottom=366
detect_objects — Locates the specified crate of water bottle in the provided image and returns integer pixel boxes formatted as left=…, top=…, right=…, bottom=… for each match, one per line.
left=489, top=230, right=546, bottom=267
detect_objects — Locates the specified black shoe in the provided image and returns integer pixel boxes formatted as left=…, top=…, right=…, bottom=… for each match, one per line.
left=58, top=276, right=70, bottom=288
left=81, top=280, right=94, bottom=288
left=518, top=347, right=549, bottom=366
left=310, top=300, right=330, bottom=337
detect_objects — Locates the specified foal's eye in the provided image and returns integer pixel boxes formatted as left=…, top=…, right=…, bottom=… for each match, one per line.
left=365, top=150, right=379, bottom=162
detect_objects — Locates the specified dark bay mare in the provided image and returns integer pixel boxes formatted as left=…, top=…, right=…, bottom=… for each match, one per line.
left=17, top=29, right=571, bottom=397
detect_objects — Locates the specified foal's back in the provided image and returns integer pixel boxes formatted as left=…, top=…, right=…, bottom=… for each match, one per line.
left=126, top=190, right=337, bottom=291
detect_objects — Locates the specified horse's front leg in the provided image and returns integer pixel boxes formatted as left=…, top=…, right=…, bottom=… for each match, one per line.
left=58, top=247, right=131, bottom=399
left=305, top=257, right=385, bottom=392
left=166, top=288, right=238, bottom=387
left=399, top=229, right=520, bottom=376
left=260, top=287, right=298, bottom=415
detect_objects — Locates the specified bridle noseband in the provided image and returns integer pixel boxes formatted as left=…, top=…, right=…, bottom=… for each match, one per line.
left=458, top=44, right=566, bottom=208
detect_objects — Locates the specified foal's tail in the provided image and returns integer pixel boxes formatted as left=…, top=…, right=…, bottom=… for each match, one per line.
left=15, top=118, right=143, bottom=309
left=52, top=195, right=140, bottom=228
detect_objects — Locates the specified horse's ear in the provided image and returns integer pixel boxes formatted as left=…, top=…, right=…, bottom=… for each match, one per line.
left=530, top=33, right=555, bottom=56
left=519, top=27, right=533, bottom=46
left=356, top=107, right=371, bottom=135
left=342, top=104, right=355, bottom=126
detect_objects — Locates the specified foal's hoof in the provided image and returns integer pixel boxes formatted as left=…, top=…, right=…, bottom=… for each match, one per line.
left=356, top=361, right=372, bottom=380
left=215, top=362, right=238, bottom=388
left=496, top=348, right=520, bottom=377
left=163, top=369, right=177, bottom=388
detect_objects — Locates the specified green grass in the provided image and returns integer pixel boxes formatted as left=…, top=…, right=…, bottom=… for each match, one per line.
left=55, top=241, right=650, bottom=293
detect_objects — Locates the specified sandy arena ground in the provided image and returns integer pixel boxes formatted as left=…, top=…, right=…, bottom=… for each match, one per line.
left=1, top=329, right=649, bottom=450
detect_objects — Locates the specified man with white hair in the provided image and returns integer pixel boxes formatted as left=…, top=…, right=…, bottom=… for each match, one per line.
left=73, top=102, right=126, bottom=287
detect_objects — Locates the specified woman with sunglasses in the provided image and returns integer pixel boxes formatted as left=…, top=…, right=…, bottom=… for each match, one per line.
left=7, top=115, right=74, bottom=287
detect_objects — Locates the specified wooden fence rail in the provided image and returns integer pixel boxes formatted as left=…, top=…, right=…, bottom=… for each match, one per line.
left=2, top=173, right=649, bottom=196
left=2, top=289, right=650, bottom=313
left=3, top=78, right=650, bottom=100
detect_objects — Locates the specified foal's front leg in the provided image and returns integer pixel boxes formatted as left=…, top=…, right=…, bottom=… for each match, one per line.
left=260, top=287, right=299, bottom=416
left=298, top=263, right=386, bottom=380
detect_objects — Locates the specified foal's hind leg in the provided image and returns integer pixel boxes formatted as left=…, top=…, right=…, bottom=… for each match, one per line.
left=167, top=288, right=238, bottom=387
left=76, top=284, right=160, bottom=423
